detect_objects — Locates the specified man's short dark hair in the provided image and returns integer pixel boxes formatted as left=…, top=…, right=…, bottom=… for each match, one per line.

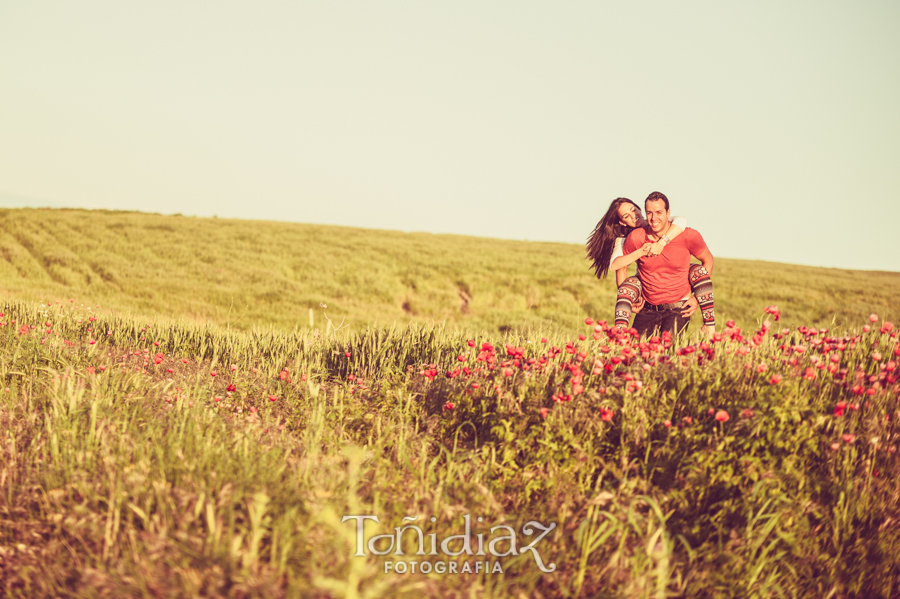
left=645, top=191, right=669, bottom=211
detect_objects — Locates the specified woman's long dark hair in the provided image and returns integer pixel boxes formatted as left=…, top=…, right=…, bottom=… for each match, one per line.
left=586, top=197, right=641, bottom=279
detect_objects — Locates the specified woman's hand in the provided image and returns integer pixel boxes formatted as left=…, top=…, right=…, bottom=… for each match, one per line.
left=648, top=239, right=666, bottom=257
left=612, top=243, right=655, bottom=274
left=639, top=243, right=653, bottom=256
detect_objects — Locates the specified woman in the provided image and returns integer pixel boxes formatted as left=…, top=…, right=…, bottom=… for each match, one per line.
left=586, top=197, right=715, bottom=333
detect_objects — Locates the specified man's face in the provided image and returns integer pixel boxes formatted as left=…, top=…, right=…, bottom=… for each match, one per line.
left=645, top=199, right=670, bottom=234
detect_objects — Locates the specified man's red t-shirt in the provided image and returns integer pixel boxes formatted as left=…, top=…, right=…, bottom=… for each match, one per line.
left=622, top=227, right=708, bottom=305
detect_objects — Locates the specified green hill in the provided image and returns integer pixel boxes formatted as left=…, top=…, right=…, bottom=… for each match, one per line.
left=1, top=208, right=899, bottom=596
left=0, top=207, right=896, bottom=334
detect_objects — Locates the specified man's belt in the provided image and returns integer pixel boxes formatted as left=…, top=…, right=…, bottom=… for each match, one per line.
left=644, top=301, right=685, bottom=312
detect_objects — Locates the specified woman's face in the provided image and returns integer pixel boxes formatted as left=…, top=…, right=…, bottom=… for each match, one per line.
left=617, top=203, right=643, bottom=228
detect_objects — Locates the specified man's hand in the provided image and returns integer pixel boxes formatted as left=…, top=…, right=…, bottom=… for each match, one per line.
left=633, top=295, right=645, bottom=314
left=680, top=295, right=698, bottom=317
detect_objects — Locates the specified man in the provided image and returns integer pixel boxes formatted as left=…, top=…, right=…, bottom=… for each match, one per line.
left=622, top=191, right=715, bottom=337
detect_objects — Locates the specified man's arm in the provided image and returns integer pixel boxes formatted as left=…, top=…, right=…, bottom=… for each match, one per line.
left=618, top=229, right=647, bottom=313
left=693, top=247, right=714, bottom=275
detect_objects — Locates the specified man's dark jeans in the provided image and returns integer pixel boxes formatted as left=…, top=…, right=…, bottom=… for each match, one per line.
left=632, top=307, right=690, bottom=338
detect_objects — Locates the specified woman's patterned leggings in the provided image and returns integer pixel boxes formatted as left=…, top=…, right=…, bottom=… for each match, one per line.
left=614, top=264, right=715, bottom=329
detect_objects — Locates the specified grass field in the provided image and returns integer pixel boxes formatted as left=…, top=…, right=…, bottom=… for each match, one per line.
left=0, top=208, right=897, bottom=335
left=1, top=208, right=899, bottom=598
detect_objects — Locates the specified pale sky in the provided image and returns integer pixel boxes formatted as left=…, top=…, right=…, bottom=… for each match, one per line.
left=1, top=1, right=898, bottom=271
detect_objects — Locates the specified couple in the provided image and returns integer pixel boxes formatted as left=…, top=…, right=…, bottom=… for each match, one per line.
left=586, top=191, right=716, bottom=338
